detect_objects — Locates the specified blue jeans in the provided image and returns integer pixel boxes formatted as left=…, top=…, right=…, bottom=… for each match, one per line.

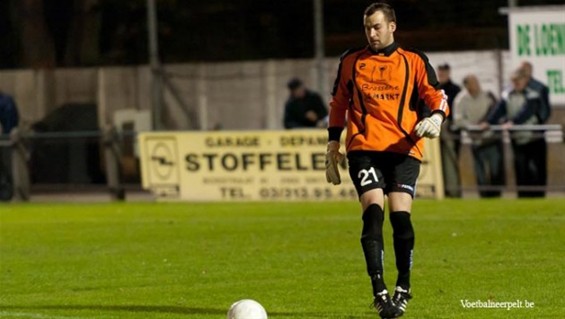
left=471, top=142, right=505, bottom=198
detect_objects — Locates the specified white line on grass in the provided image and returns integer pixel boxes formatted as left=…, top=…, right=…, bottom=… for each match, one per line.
left=0, top=311, right=111, bottom=319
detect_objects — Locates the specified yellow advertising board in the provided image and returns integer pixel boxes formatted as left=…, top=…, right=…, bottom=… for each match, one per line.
left=138, top=130, right=444, bottom=201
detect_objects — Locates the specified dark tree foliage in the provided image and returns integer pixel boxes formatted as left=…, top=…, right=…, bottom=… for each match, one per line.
left=0, top=0, right=562, bottom=68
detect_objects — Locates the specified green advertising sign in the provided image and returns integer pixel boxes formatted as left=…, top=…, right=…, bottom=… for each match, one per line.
left=510, top=7, right=565, bottom=104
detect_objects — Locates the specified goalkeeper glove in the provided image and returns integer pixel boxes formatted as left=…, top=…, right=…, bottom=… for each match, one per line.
left=415, top=113, right=444, bottom=138
left=325, top=141, right=344, bottom=185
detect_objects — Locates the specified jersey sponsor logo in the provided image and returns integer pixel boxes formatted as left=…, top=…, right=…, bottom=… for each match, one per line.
left=364, top=93, right=401, bottom=101
left=361, top=83, right=400, bottom=91
left=360, top=83, right=401, bottom=101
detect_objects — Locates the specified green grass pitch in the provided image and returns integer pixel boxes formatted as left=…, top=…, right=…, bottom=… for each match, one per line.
left=0, top=199, right=563, bottom=319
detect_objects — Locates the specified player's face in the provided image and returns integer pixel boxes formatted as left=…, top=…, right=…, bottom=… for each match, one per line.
left=364, top=11, right=396, bottom=51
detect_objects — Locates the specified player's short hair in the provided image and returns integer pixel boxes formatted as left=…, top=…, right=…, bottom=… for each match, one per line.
left=364, top=2, right=396, bottom=23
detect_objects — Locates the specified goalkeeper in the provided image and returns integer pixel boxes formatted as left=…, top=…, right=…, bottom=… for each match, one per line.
left=325, top=2, right=449, bottom=318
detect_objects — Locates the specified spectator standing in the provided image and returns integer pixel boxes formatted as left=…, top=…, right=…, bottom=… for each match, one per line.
left=486, top=68, right=547, bottom=198
left=0, top=91, right=19, bottom=134
left=452, top=75, right=504, bottom=197
left=437, top=63, right=462, bottom=197
left=0, top=90, right=19, bottom=201
left=520, top=62, right=550, bottom=197
left=437, top=64, right=461, bottom=112
left=283, top=78, right=328, bottom=129
left=521, top=61, right=550, bottom=123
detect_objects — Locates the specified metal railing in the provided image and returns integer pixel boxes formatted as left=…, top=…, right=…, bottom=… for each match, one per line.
left=446, top=124, right=564, bottom=196
left=2, top=126, right=128, bottom=202
left=1, top=124, right=563, bottom=201
left=462, top=124, right=563, bottom=143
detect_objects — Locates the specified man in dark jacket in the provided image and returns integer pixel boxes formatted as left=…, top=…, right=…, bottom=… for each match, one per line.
left=0, top=91, right=19, bottom=201
left=437, top=63, right=462, bottom=197
left=283, top=78, right=328, bottom=129
left=0, top=91, right=19, bottom=134
left=485, top=68, right=548, bottom=198
left=521, top=61, right=550, bottom=123
left=437, top=64, right=461, bottom=110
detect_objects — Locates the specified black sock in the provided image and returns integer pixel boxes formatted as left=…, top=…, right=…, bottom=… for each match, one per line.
left=361, top=204, right=386, bottom=295
left=390, top=211, right=414, bottom=290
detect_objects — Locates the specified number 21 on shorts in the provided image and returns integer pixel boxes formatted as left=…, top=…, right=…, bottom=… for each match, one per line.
left=358, top=167, right=378, bottom=186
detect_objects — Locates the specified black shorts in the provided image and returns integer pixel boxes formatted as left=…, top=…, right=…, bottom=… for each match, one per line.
left=347, top=151, right=421, bottom=198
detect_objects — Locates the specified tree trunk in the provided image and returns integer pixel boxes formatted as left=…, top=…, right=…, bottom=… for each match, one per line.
left=16, top=0, right=56, bottom=68
left=65, top=0, right=101, bottom=66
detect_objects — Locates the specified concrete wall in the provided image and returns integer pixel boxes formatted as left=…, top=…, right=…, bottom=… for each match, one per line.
left=2, top=49, right=562, bottom=132
left=1, top=50, right=564, bottom=193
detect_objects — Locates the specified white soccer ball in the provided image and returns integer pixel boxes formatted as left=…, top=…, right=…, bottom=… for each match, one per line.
left=227, top=299, right=268, bottom=319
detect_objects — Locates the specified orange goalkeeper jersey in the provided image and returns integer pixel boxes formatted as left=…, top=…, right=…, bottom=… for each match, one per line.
left=329, top=43, right=449, bottom=161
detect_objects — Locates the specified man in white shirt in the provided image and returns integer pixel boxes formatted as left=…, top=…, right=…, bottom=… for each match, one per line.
left=453, top=74, right=504, bottom=197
